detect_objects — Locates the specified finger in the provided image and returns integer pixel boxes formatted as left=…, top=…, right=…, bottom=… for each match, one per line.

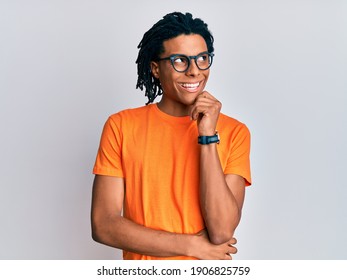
left=224, top=253, right=232, bottom=260
left=190, top=100, right=220, bottom=119
left=190, top=105, right=210, bottom=120
left=196, top=94, right=217, bottom=104
left=189, top=100, right=221, bottom=124
left=190, top=93, right=219, bottom=114
left=228, top=237, right=237, bottom=245
left=194, top=99, right=218, bottom=109
left=192, top=95, right=217, bottom=108
left=194, top=98, right=222, bottom=114
left=199, top=92, right=209, bottom=100
left=197, top=107, right=211, bottom=120
left=200, top=91, right=218, bottom=101
left=227, top=245, right=238, bottom=254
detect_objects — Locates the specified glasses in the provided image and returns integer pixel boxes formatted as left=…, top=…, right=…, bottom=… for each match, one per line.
left=158, top=51, right=214, bottom=73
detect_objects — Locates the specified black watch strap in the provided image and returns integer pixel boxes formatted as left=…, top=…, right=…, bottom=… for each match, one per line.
left=198, top=132, right=220, bottom=145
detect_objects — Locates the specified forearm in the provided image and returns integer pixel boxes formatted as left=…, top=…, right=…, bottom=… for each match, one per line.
left=199, top=144, right=241, bottom=244
left=92, top=213, right=194, bottom=258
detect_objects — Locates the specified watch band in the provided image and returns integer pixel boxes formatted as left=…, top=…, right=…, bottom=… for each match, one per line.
left=198, top=132, right=220, bottom=145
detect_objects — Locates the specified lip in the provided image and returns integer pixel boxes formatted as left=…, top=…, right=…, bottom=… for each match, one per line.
left=179, top=80, right=204, bottom=93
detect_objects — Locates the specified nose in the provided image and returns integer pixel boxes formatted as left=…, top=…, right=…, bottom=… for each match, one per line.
left=185, top=58, right=200, bottom=76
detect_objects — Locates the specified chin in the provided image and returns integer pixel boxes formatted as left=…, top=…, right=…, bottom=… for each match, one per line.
left=179, top=94, right=199, bottom=106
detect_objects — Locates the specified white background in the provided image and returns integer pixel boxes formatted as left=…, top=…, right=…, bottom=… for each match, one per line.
left=0, top=0, right=346, bottom=259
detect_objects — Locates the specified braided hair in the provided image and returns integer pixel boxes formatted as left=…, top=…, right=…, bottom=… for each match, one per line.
left=136, top=12, right=214, bottom=105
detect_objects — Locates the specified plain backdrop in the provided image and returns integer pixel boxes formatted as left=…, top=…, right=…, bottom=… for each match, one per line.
left=0, top=0, right=346, bottom=260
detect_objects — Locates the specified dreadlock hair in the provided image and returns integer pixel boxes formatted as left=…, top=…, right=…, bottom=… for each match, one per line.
left=136, top=12, right=214, bottom=105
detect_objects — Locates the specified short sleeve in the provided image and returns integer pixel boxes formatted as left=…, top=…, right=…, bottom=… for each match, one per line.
left=92, top=115, right=124, bottom=177
left=224, top=123, right=252, bottom=186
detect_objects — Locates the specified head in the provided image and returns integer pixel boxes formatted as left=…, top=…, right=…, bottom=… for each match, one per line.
left=136, top=12, right=214, bottom=105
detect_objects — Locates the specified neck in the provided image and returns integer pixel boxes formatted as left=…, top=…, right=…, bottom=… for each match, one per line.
left=157, top=98, right=190, bottom=117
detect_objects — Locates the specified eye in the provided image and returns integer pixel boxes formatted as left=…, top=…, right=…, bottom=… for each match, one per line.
left=173, top=56, right=188, bottom=65
left=197, top=54, right=208, bottom=62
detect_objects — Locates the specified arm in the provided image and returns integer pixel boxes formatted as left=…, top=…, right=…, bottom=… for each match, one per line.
left=190, top=92, right=246, bottom=244
left=200, top=146, right=245, bottom=244
left=91, top=174, right=237, bottom=259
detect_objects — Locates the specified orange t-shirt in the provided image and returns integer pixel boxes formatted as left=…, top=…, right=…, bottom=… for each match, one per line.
left=93, top=104, right=251, bottom=260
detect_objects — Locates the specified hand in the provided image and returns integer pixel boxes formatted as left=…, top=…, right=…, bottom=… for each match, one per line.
left=189, top=229, right=238, bottom=260
left=189, top=91, right=221, bottom=136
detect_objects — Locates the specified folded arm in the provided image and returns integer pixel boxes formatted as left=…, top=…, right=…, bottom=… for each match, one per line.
left=190, top=92, right=246, bottom=244
left=91, top=175, right=237, bottom=259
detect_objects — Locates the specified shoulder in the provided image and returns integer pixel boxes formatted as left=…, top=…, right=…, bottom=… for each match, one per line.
left=217, top=113, right=251, bottom=150
left=107, top=104, right=153, bottom=125
left=110, top=104, right=151, bottom=119
left=218, top=113, right=250, bottom=136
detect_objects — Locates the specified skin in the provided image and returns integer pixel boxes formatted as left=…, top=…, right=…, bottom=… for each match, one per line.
left=91, top=34, right=246, bottom=259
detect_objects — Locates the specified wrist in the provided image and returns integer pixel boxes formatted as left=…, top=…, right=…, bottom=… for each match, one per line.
left=198, top=130, right=215, bottom=136
left=185, top=234, right=199, bottom=258
left=171, top=233, right=196, bottom=257
left=198, top=131, right=220, bottom=145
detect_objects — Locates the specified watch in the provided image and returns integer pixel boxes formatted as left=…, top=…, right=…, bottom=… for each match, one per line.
left=198, top=132, right=220, bottom=145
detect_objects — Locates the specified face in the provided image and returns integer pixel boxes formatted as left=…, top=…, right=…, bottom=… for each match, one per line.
left=151, top=34, right=210, bottom=116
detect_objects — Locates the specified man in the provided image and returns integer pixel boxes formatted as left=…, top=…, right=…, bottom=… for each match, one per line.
left=91, top=12, right=251, bottom=260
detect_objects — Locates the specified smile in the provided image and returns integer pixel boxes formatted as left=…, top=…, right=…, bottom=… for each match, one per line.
left=180, top=81, right=201, bottom=91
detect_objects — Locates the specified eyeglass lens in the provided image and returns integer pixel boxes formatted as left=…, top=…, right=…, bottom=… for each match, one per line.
left=172, top=53, right=212, bottom=72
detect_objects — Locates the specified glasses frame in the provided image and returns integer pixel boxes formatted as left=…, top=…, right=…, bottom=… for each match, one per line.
left=157, top=51, right=214, bottom=73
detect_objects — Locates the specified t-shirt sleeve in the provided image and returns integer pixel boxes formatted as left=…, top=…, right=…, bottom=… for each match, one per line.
left=92, top=115, right=124, bottom=177
left=224, top=123, right=252, bottom=186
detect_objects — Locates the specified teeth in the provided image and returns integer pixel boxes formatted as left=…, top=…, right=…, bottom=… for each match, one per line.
left=182, top=82, right=199, bottom=88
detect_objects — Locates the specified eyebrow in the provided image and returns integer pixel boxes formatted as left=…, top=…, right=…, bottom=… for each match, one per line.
left=159, top=51, right=210, bottom=59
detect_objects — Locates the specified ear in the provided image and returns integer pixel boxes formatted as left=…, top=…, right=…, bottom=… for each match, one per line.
left=150, top=61, right=160, bottom=79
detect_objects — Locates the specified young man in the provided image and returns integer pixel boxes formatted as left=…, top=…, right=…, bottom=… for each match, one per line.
left=91, top=12, right=251, bottom=260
